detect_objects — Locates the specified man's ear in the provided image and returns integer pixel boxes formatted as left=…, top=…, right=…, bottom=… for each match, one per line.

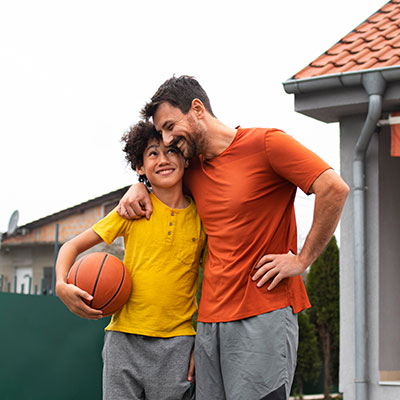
left=191, top=98, right=205, bottom=118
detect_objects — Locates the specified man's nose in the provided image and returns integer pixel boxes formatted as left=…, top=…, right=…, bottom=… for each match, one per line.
left=162, top=132, right=174, bottom=146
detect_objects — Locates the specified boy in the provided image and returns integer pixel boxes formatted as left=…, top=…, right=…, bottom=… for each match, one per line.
left=56, top=120, right=206, bottom=400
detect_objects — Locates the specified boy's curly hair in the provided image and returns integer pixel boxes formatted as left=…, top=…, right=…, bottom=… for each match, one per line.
left=121, top=120, right=161, bottom=187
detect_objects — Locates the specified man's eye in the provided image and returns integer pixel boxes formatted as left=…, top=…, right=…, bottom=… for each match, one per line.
left=168, top=124, right=174, bottom=130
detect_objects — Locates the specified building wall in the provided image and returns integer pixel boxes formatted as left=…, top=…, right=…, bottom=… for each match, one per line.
left=3, top=206, right=104, bottom=246
left=339, top=115, right=359, bottom=400
left=378, top=125, right=400, bottom=380
left=0, top=200, right=124, bottom=295
left=0, top=247, right=34, bottom=292
left=339, top=115, right=400, bottom=400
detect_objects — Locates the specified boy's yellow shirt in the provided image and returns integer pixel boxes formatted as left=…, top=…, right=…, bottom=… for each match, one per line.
left=92, top=193, right=206, bottom=337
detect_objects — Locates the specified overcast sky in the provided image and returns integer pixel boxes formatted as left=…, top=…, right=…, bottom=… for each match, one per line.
left=0, top=0, right=386, bottom=241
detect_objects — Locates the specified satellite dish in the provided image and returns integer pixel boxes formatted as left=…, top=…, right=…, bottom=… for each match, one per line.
left=7, top=210, right=19, bottom=235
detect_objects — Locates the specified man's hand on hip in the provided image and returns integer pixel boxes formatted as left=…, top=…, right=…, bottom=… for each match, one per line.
left=252, top=251, right=307, bottom=291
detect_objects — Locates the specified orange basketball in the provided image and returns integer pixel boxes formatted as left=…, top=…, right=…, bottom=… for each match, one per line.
left=67, top=252, right=132, bottom=317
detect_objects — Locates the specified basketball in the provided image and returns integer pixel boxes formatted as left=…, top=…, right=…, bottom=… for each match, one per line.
left=67, top=252, right=132, bottom=317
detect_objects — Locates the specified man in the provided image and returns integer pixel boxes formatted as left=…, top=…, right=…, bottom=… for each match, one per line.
left=118, top=75, right=349, bottom=400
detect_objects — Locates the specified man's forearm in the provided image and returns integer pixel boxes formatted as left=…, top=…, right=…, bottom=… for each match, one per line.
left=298, top=177, right=349, bottom=268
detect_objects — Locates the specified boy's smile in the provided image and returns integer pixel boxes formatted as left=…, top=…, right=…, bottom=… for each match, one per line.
left=157, top=168, right=175, bottom=176
left=137, top=139, right=187, bottom=192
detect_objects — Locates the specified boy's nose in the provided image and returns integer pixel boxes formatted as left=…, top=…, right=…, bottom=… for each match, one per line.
left=158, top=151, right=169, bottom=164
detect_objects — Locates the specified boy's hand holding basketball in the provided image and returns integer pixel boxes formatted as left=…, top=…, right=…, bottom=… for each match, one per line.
left=55, top=228, right=105, bottom=320
left=56, top=281, right=103, bottom=320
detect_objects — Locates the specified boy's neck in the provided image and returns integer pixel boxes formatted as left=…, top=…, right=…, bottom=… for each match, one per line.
left=152, top=185, right=189, bottom=209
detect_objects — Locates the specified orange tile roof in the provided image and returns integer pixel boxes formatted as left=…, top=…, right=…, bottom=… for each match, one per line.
left=294, top=0, right=400, bottom=79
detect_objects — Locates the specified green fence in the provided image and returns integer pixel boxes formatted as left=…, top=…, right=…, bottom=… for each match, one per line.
left=0, top=292, right=109, bottom=400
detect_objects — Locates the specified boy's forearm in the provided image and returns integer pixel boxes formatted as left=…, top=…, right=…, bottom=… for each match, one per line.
left=55, top=230, right=104, bottom=319
left=55, top=242, right=80, bottom=289
left=56, top=229, right=103, bottom=287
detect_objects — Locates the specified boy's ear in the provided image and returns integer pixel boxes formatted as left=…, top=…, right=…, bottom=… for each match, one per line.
left=184, top=159, right=189, bottom=168
left=136, top=166, right=145, bottom=176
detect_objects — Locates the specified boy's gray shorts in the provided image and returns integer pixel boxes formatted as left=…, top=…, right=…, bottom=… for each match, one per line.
left=102, top=331, right=194, bottom=400
left=194, top=306, right=298, bottom=400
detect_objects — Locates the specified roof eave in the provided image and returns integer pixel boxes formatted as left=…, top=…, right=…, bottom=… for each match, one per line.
left=283, top=66, right=400, bottom=95
left=1, top=185, right=131, bottom=238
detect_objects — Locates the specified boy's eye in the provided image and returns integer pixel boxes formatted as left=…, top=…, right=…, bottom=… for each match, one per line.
left=148, top=150, right=158, bottom=156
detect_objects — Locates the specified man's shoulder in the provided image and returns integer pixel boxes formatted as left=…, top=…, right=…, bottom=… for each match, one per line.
left=238, top=127, right=284, bottom=135
left=235, top=127, right=285, bottom=144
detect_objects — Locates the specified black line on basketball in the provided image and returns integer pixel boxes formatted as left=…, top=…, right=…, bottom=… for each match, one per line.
left=99, top=261, right=126, bottom=310
left=74, top=255, right=87, bottom=286
left=90, top=254, right=108, bottom=308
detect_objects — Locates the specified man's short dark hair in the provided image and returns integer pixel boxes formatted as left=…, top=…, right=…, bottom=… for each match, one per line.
left=141, top=75, right=215, bottom=119
left=121, top=120, right=161, bottom=187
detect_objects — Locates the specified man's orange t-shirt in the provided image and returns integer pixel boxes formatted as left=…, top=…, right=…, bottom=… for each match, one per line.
left=185, top=128, right=331, bottom=323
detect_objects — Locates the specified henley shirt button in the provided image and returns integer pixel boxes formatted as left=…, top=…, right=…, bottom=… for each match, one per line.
left=169, top=222, right=173, bottom=226
left=171, top=212, right=175, bottom=216
left=168, top=231, right=171, bottom=235
left=192, top=238, right=196, bottom=242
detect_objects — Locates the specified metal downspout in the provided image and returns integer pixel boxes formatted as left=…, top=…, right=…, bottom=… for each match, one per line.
left=353, top=71, right=386, bottom=400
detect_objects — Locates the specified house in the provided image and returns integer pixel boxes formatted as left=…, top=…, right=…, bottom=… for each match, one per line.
left=283, top=1, right=400, bottom=399
left=0, top=186, right=129, bottom=295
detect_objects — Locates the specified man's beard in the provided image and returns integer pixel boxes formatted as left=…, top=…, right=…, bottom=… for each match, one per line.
left=170, top=136, right=197, bottom=159
left=171, top=120, right=206, bottom=159
left=187, top=116, right=207, bottom=159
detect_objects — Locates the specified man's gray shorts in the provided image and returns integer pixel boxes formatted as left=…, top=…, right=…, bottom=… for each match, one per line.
left=194, top=306, right=298, bottom=400
left=102, top=331, right=194, bottom=400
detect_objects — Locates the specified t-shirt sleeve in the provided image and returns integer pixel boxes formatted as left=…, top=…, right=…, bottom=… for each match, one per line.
left=92, top=208, right=130, bottom=245
left=264, top=130, right=331, bottom=194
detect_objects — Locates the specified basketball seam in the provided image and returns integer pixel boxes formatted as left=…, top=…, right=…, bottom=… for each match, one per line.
left=99, top=262, right=126, bottom=311
left=90, top=254, right=108, bottom=308
left=73, top=255, right=88, bottom=286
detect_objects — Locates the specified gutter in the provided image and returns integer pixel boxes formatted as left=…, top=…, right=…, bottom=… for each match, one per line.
left=353, top=72, right=386, bottom=400
left=283, top=65, right=400, bottom=94
left=283, top=68, right=394, bottom=400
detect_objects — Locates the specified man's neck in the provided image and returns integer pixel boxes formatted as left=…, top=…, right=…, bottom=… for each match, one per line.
left=202, top=119, right=237, bottom=160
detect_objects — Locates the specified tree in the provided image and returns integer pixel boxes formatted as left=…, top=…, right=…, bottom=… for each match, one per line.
left=306, top=236, right=339, bottom=399
left=293, top=310, right=321, bottom=399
